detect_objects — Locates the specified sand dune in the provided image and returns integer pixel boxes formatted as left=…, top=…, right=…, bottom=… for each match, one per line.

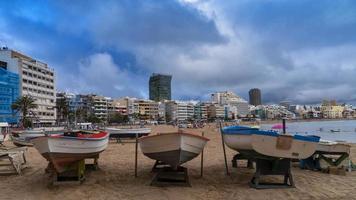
left=1, top=125, right=356, bottom=200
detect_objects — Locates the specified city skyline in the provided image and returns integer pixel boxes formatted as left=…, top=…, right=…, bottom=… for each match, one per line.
left=1, top=1, right=356, bottom=104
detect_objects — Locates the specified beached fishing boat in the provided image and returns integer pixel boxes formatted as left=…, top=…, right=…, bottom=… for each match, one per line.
left=30, top=130, right=109, bottom=172
left=105, top=127, right=151, bottom=138
left=222, top=126, right=320, bottom=160
left=139, top=131, right=209, bottom=169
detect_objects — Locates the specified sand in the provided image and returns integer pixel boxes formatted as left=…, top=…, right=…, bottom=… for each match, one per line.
left=1, top=125, right=356, bottom=200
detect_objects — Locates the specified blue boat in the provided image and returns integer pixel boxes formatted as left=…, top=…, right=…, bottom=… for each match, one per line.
left=222, top=126, right=320, bottom=160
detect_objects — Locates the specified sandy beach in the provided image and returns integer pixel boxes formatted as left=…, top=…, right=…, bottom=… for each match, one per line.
left=1, top=125, right=356, bottom=200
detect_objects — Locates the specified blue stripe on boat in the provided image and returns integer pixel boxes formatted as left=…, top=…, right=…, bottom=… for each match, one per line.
left=222, top=126, right=320, bottom=143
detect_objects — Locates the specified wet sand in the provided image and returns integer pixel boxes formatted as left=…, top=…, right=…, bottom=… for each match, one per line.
left=1, top=125, right=356, bottom=200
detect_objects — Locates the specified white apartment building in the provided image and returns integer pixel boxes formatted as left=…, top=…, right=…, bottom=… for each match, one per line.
left=0, top=48, right=56, bottom=125
left=165, top=101, right=196, bottom=122
left=211, top=91, right=249, bottom=117
left=176, top=101, right=195, bottom=122
left=90, top=95, right=111, bottom=120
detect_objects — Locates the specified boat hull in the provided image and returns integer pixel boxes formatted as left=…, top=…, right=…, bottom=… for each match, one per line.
left=106, top=128, right=151, bottom=138
left=31, top=134, right=109, bottom=172
left=317, top=141, right=350, bottom=154
left=222, top=126, right=319, bottom=160
left=139, top=132, right=208, bottom=168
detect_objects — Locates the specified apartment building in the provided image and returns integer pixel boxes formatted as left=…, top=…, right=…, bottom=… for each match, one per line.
left=0, top=48, right=56, bottom=125
left=321, top=100, right=344, bottom=119
left=194, top=103, right=208, bottom=120
left=211, top=91, right=249, bottom=117
left=207, top=104, right=225, bottom=119
left=135, top=99, right=159, bottom=119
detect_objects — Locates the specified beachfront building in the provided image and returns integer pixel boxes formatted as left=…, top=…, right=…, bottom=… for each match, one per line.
left=194, top=103, right=208, bottom=120
left=207, top=104, right=225, bottom=120
left=176, top=101, right=195, bottom=122
left=165, top=101, right=195, bottom=122
left=249, top=88, right=262, bottom=106
left=0, top=48, right=56, bottom=125
left=321, top=100, right=344, bottom=119
left=149, top=73, right=172, bottom=102
left=110, top=99, right=128, bottom=116
left=211, top=91, right=249, bottom=117
left=250, top=105, right=296, bottom=120
left=89, top=95, right=112, bottom=121
left=135, top=99, right=159, bottom=120
left=0, top=64, right=19, bottom=123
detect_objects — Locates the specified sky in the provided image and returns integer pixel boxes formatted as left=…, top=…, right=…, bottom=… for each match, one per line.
left=1, top=0, right=356, bottom=104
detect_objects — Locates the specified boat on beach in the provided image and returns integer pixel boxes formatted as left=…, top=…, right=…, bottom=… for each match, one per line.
left=139, top=131, right=209, bottom=169
left=30, top=130, right=109, bottom=172
left=105, top=127, right=151, bottom=138
left=222, top=126, right=320, bottom=160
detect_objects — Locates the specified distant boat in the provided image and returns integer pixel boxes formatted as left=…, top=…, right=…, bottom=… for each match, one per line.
left=31, top=130, right=109, bottom=173
left=222, top=126, right=320, bottom=160
left=139, top=131, right=209, bottom=169
left=105, top=127, right=151, bottom=139
left=330, top=129, right=341, bottom=133
left=11, top=128, right=64, bottom=147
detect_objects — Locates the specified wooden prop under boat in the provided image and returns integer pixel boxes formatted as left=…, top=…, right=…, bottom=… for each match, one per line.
left=222, top=126, right=320, bottom=160
left=138, top=131, right=209, bottom=169
left=105, top=127, right=151, bottom=138
left=31, top=130, right=109, bottom=173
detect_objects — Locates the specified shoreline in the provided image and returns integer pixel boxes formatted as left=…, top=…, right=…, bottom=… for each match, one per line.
left=259, top=118, right=356, bottom=125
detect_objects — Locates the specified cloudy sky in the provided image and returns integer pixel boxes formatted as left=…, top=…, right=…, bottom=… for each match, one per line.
left=1, top=0, right=356, bottom=104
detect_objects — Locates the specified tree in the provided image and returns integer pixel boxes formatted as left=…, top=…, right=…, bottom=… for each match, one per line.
left=87, top=114, right=101, bottom=124
left=11, top=96, right=38, bottom=128
left=56, top=97, right=70, bottom=123
left=108, top=113, right=129, bottom=124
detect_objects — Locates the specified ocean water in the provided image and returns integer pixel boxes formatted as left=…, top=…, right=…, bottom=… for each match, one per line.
left=261, top=120, right=356, bottom=143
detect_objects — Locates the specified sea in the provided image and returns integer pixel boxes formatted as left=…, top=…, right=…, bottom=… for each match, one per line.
left=261, top=120, right=356, bottom=143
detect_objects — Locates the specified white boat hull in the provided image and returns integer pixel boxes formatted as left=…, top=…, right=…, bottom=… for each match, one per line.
left=139, top=132, right=208, bottom=168
left=31, top=135, right=109, bottom=172
left=224, top=134, right=318, bottom=160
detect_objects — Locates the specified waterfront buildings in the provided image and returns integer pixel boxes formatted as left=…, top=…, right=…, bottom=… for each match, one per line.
left=0, top=66, right=19, bottom=123
left=249, top=88, right=262, bottom=106
left=321, top=100, right=344, bottom=119
left=0, top=48, right=56, bottom=125
left=250, top=105, right=296, bottom=120
left=211, top=91, right=249, bottom=117
left=207, top=104, right=225, bottom=119
left=165, top=101, right=195, bottom=122
left=194, top=103, right=208, bottom=120
left=149, top=73, right=172, bottom=102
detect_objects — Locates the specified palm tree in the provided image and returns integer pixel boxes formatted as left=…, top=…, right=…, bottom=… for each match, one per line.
left=11, top=96, right=38, bottom=128
left=56, top=97, right=70, bottom=124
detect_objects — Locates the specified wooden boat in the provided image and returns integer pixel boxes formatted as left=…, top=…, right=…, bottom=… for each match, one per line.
left=105, top=127, right=151, bottom=139
left=222, top=126, right=320, bottom=160
left=139, top=131, right=209, bottom=169
left=30, top=130, right=109, bottom=173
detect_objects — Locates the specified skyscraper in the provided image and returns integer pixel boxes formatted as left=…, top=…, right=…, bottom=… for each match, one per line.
left=149, top=73, right=172, bottom=102
left=249, top=88, right=262, bottom=106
